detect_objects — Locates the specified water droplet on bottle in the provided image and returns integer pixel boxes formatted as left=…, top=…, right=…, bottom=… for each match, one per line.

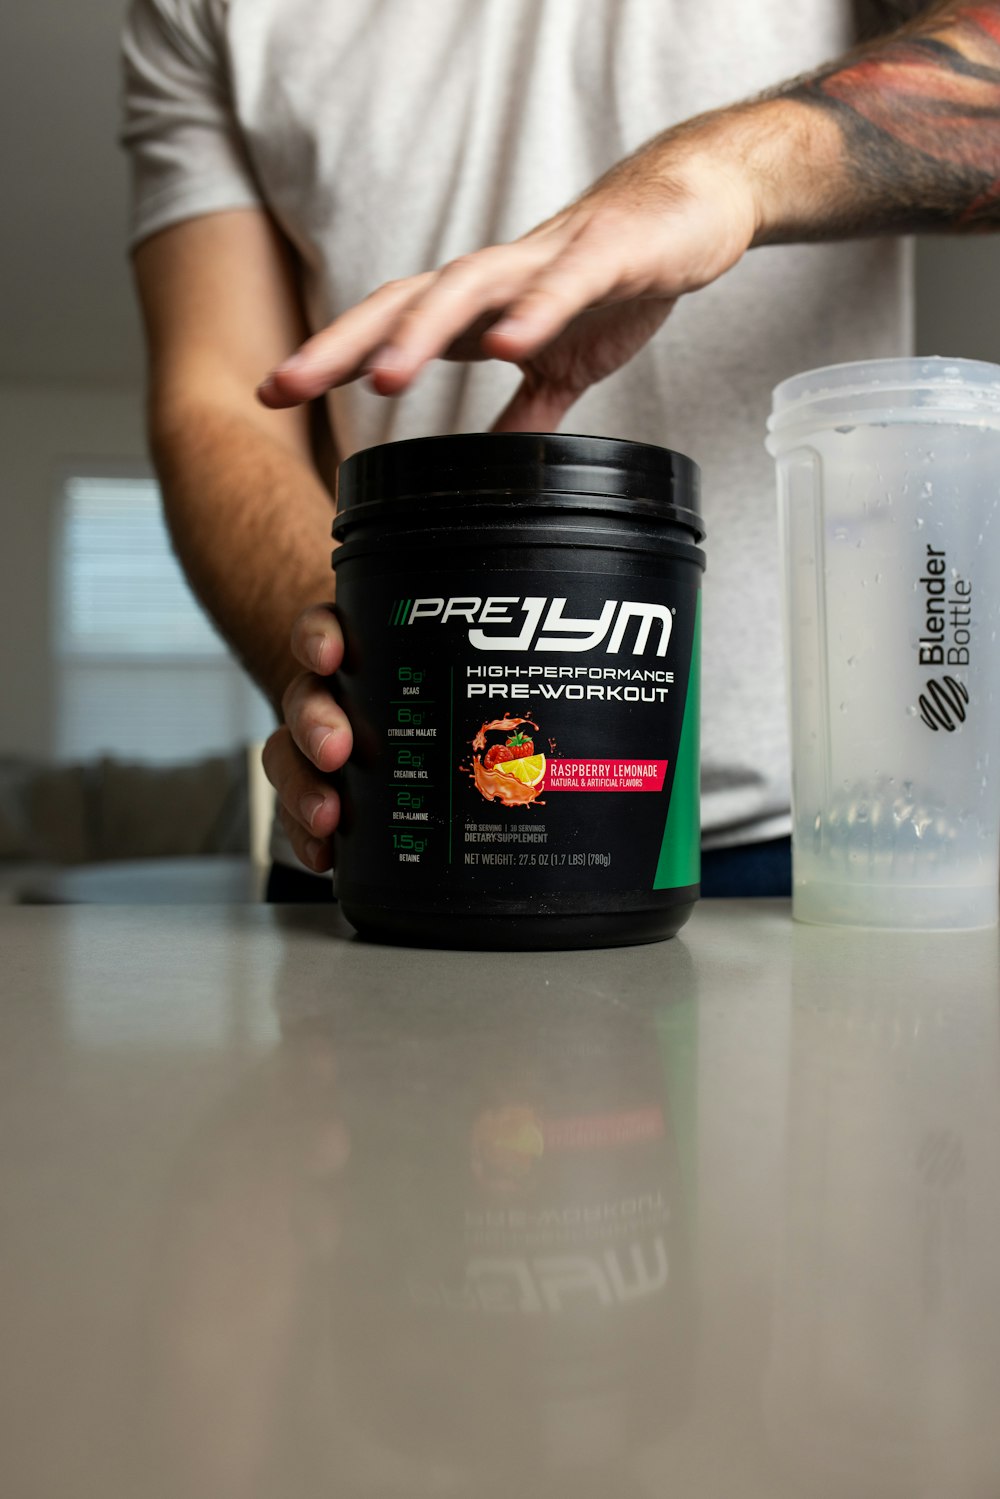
left=907, top=705, right=918, bottom=717
left=921, top=481, right=933, bottom=498
left=913, top=516, right=925, bottom=530
left=839, top=701, right=848, bottom=713
left=874, top=572, right=883, bottom=584
left=834, top=526, right=848, bottom=541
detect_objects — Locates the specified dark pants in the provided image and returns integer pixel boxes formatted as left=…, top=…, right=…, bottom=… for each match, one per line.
left=265, top=836, right=792, bottom=903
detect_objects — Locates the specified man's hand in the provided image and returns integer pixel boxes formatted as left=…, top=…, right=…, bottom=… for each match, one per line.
left=257, top=123, right=761, bottom=429
left=262, top=605, right=351, bottom=872
left=258, top=2, right=1000, bottom=429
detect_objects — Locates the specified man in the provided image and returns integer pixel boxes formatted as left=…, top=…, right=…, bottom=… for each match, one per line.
left=122, top=0, right=1000, bottom=898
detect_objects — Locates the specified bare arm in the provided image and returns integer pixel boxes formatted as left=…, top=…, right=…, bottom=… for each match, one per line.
left=134, top=210, right=350, bottom=870
left=134, top=208, right=334, bottom=706
left=258, top=1, right=1000, bottom=429
left=776, top=2, right=1000, bottom=234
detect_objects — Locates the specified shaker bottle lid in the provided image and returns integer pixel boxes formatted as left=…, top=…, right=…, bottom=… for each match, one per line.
left=767, top=356, right=1000, bottom=449
left=335, top=432, right=704, bottom=540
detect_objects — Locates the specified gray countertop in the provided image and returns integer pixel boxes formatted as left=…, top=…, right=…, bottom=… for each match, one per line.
left=2, top=900, right=999, bottom=1498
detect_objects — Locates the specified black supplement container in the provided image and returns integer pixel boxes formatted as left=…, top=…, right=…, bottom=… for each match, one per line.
left=332, top=433, right=705, bottom=950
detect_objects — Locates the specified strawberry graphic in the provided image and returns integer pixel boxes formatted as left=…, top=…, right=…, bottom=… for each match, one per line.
left=484, top=731, right=534, bottom=771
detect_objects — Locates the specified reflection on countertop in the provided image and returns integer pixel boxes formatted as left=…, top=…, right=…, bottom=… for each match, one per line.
left=0, top=902, right=998, bottom=1497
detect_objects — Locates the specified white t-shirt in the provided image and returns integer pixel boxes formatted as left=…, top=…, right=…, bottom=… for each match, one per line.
left=121, top=0, right=915, bottom=855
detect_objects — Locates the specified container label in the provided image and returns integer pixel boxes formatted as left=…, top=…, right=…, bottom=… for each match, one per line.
left=334, top=565, right=701, bottom=902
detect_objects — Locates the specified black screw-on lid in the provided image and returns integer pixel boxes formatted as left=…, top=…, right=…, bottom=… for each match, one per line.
left=334, top=432, right=704, bottom=541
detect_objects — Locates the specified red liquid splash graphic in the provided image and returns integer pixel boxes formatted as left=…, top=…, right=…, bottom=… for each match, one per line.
left=469, top=715, right=545, bottom=806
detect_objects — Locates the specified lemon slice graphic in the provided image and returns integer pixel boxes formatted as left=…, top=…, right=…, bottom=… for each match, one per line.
left=496, top=753, right=546, bottom=785
left=498, top=1118, right=544, bottom=1158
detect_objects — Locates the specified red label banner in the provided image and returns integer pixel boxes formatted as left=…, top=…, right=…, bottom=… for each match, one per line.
left=546, top=759, right=668, bottom=792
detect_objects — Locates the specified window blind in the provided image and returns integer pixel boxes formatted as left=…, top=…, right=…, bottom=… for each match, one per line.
left=56, top=474, right=274, bottom=762
left=60, top=475, right=226, bottom=658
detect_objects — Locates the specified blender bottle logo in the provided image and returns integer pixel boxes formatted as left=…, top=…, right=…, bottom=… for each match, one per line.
left=915, top=544, right=974, bottom=730
left=918, top=675, right=969, bottom=733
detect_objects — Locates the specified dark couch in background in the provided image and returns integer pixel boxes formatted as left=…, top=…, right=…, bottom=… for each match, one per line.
left=0, top=751, right=250, bottom=899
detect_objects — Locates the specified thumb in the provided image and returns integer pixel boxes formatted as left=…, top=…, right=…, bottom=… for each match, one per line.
left=490, top=375, right=580, bottom=434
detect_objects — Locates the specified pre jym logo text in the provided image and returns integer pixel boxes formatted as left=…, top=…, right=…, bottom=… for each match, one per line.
left=405, top=596, right=674, bottom=656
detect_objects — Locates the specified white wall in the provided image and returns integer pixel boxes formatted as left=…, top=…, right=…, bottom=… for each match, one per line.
left=0, top=0, right=143, bottom=383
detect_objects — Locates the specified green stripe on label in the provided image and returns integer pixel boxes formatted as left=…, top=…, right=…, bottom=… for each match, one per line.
left=653, top=592, right=701, bottom=890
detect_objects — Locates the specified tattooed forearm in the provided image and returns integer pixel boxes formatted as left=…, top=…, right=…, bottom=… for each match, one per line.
left=784, top=4, right=1000, bottom=230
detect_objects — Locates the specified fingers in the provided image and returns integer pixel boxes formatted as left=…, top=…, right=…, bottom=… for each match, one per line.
left=257, top=203, right=670, bottom=409
left=257, top=273, right=435, bottom=407
left=482, top=214, right=648, bottom=362
left=289, top=603, right=344, bottom=677
left=281, top=671, right=353, bottom=775
left=360, top=239, right=559, bottom=394
left=490, top=295, right=677, bottom=433
left=365, top=212, right=645, bottom=392
left=256, top=229, right=581, bottom=406
left=266, top=667, right=353, bottom=872
left=263, top=723, right=341, bottom=873
left=490, top=376, right=579, bottom=435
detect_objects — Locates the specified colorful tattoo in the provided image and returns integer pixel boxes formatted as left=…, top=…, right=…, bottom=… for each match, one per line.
left=788, top=5, right=1000, bottom=228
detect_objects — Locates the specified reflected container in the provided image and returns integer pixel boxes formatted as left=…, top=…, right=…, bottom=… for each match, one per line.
left=766, top=358, right=1000, bottom=930
left=329, top=978, right=698, bottom=1488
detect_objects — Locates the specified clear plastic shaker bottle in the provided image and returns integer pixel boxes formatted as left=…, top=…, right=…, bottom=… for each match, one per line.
left=766, top=357, right=1000, bottom=930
